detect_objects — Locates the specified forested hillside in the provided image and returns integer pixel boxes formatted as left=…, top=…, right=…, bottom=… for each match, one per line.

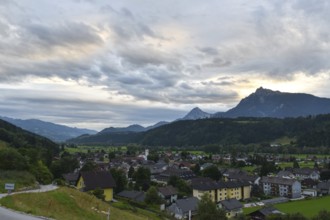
left=68, top=115, right=330, bottom=148
left=0, top=119, right=60, bottom=184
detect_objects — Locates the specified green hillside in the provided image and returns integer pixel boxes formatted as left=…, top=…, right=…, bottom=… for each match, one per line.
left=0, top=187, right=160, bottom=220
left=0, top=119, right=60, bottom=184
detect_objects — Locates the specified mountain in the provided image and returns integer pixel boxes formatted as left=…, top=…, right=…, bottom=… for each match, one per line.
left=68, top=114, right=330, bottom=147
left=0, top=119, right=59, bottom=165
left=213, top=87, right=330, bottom=118
left=99, top=121, right=169, bottom=134
left=0, top=117, right=97, bottom=142
left=99, top=106, right=210, bottom=134
left=68, top=88, right=330, bottom=146
left=181, top=107, right=211, bottom=120
left=100, top=124, right=146, bottom=134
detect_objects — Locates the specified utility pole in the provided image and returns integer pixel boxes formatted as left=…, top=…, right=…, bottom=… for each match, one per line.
left=107, top=207, right=110, bottom=220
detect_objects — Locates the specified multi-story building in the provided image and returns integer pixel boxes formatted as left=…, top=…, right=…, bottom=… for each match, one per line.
left=191, top=177, right=251, bottom=202
left=261, top=176, right=301, bottom=198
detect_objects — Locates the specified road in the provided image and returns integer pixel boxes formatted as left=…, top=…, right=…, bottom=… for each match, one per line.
left=0, top=185, right=58, bottom=220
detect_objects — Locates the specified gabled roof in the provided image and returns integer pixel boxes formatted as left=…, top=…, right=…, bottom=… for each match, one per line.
left=158, top=185, right=178, bottom=197
left=79, top=171, right=116, bottom=191
left=276, top=170, right=294, bottom=178
left=293, top=168, right=318, bottom=175
left=261, top=176, right=299, bottom=186
left=191, top=177, right=250, bottom=191
left=117, top=190, right=145, bottom=202
left=63, top=172, right=79, bottom=183
left=219, top=199, right=243, bottom=211
left=249, top=206, right=284, bottom=216
left=317, top=181, right=330, bottom=190
left=175, top=197, right=199, bottom=213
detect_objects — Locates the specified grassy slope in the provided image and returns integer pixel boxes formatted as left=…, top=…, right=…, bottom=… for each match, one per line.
left=0, top=187, right=159, bottom=220
left=0, top=171, right=38, bottom=193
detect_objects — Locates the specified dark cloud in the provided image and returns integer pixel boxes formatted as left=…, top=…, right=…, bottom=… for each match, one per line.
left=25, top=22, right=103, bottom=48
left=197, top=47, right=219, bottom=56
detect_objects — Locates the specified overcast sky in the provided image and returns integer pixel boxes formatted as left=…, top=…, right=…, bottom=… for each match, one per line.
left=1, top=0, right=330, bottom=130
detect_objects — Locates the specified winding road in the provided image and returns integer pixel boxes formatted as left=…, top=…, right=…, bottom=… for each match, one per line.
left=0, top=185, right=58, bottom=220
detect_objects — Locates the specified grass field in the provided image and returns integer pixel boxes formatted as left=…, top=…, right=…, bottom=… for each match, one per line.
left=274, top=196, right=330, bottom=218
left=244, top=196, right=330, bottom=218
left=277, top=161, right=315, bottom=169
left=0, top=187, right=161, bottom=220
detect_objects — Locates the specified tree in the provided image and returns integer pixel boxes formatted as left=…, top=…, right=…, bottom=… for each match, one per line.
left=133, top=167, right=151, bottom=191
left=320, top=170, right=330, bottom=181
left=167, top=175, right=192, bottom=198
left=108, top=151, right=116, bottom=160
left=293, top=159, right=300, bottom=169
left=312, top=210, right=330, bottom=220
left=196, top=193, right=227, bottom=220
left=259, top=161, right=277, bottom=176
left=128, top=166, right=135, bottom=179
left=0, top=148, right=28, bottom=170
left=145, top=186, right=163, bottom=204
left=314, top=161, right=319, bottom=169
left=201, top=165, right=221, bottom=181
left=110, top=168, right=128, bottom=193
left=92, top=187, right=105, bottom=200
left=30, top=160, right=53, bottom=184
left=191, top=163, right=201, bottom=175
left=147, top=152, right=159, bottom=162
left=80, top=161, right=97, bottom=172
left=50, top=155, right=79, bottom=178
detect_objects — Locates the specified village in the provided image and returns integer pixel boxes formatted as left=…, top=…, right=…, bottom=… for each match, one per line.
left=61, top=146, right=330, bottom=219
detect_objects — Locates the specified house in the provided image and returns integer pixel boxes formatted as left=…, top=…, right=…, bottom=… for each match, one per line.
left=292, top=168, right=320, bottom=180
left=218, top=199, right=243, bottom=218
left=317, top=181, right=330, bottom=195
left=200, top=163, right=214, bottom=171
left=62, top=172, right=79, bottom=186
left=302, top=188, right=318, bottom=197
left=158, top=185, right=178, bottom=205
left=153, top=167, right=195, bottom=184
left=261, top=177, right=301, bottom=199
left=167, top=197, right=199, bottom=219
left=276, top=170, right=295, bottom=179
left=192, top=177, right=251, bottom=202
left=76, top=171, right=116, bottom=201
left=117, top=190, right=145, bottom=202
left=225, top=172, right=260, bottom=185
left=249, top=207, right=284, bottom=220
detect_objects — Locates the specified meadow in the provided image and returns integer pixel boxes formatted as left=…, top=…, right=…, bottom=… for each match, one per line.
left=0, top=187, right=162, bottom=220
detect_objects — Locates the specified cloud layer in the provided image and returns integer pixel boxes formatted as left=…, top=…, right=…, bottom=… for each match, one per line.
left=1, top=0, right=330, bottom=130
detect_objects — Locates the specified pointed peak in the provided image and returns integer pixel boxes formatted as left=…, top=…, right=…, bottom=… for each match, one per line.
left=190, top=107, right=203, bottom=112
left=182, top=107, right=211, bottom=120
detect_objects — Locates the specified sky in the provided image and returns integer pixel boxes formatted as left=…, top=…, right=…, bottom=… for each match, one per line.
left=1, top=0, right=330, bottom=131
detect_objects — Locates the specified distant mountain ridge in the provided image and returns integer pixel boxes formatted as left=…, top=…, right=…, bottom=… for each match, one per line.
left=213, top=87, right=330, bottom=118
left=99, top=121, right=169, bottom=134
left=0, top=117, right=97, bottom=142
left=68, top=87, right=330, bottom=145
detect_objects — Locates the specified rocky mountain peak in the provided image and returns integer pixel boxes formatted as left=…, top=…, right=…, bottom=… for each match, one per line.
left=182, top=107, right=211, bottom=120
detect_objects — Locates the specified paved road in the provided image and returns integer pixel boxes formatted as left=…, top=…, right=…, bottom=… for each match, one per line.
left=0, top=185, right=58, bottom=220
left=0, top=206, right=46, bottom=220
